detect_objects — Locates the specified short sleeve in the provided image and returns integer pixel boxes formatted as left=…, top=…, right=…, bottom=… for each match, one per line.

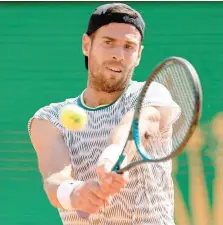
left=125, top=81, right=181, bottom=127
left=28, top=102, right=65, bottom=137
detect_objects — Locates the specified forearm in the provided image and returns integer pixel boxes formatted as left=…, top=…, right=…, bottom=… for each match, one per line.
left=108, top=111, right=135, bottom=164
left=44, top=179, right=66, bottom=209
left=43, top=165, right=82, bottom=210
left=110, top=106, right=160, bottom=142
left=108, top=107, right=161, bottom=163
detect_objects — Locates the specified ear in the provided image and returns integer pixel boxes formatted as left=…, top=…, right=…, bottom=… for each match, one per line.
left=82, top=34, right=91, bottom=57
left=135, top=45, right=144, bottom=67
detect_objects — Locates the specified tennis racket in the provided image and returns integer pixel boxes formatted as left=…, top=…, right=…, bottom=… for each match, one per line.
left=77, top=56, right=202, bottom=218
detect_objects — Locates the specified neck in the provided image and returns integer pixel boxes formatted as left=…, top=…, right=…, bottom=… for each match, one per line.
left=83, top=86, right=123, bottom=108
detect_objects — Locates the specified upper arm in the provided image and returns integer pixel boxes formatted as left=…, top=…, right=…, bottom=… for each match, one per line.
left=29, top=118, right=73, bottom=181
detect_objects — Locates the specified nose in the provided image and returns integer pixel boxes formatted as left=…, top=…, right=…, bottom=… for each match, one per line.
left=111, top=47, right=124, bottom=62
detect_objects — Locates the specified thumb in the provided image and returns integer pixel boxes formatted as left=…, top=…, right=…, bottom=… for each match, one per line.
left=97, top=144, right=123, bottom=178
left=97, top=159, right=113, bottom=179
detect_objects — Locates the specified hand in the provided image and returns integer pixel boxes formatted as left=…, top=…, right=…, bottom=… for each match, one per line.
left=139, top=106, right=161, bottom=138
left=96, top=145, right=129, bottom=196
left=98, top=168, right=129, bottom=196
left=71, top=180, right=109, bottom=214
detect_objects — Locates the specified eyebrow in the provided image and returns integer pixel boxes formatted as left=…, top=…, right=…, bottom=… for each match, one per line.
left=101, top=36, right=138, bottom=46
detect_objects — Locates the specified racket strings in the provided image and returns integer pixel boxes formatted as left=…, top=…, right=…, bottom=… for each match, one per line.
left=141, top=62, right=197, bottom=160
left=144, top=131, right=173, bottom=159
left=171, top=64, right=195, bottom=144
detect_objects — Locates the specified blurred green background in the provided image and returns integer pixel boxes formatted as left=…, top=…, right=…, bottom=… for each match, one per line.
left=0, top=2, right=222, bottom=225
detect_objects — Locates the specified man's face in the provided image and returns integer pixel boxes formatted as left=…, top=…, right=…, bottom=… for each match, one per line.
left=83, top=23, right=143, bottom=93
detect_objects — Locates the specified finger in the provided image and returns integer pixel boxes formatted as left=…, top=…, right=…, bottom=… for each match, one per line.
left=98, top=145, right=123, bottom=168
left=88, top=192, right=106, bottom=207
left=110, top=171, right=129, bottom=184
left=77, top=197, right=100, bottom=214
left=100, top=172, right=129, bottom=188
left=97, top=161, right=114, bottom=180
left=102, top=175, right=125, bottom=189
left=103, top=180, right=125, bottom=190
left=91, top=186, right=108, bottom=201
left=123, top=171, right=130, bottom=183
left=97, top=145, right=123, bottom=177
left=101, top=180, right=125, bottom=194
left=140, top=120, right=160, bottom=137
left=85, top=204, right=101, bottom=214
left=101, top=186, right=122, bottom=195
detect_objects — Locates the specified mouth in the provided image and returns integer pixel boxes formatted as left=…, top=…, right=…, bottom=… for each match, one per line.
left=106, top=66, right=122, bottom=73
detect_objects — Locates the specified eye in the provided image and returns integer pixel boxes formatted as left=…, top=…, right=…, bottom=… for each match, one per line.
left=124, top=44, right=132, bottom=49
left=105, top=40, right=112, bottom=45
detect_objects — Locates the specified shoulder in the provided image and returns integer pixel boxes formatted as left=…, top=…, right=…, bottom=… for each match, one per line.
left=34, top=97, right=79, bottom=117
left=126, top=80, right=168, bottom=94
left=124, top=80, right=171, bottom=104
left=125, top=80, right=144, bottom=95
left=28, top=96, right=80, bottom=135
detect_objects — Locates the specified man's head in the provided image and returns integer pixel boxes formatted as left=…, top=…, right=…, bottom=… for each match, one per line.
left=82, top=3, right=145, bottom=93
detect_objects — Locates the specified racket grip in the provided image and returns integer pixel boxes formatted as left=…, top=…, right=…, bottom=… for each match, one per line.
left=76, top=210, right=90, bottom=219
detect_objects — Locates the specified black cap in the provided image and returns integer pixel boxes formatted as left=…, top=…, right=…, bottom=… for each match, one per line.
left=84, top=3, right=145, bottom=69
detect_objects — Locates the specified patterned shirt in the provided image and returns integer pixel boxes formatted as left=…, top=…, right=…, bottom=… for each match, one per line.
left=28, top=81, right=180, bottom=225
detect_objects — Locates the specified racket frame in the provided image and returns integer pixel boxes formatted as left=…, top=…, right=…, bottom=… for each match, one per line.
left=112, top=56, right=202, bottom=173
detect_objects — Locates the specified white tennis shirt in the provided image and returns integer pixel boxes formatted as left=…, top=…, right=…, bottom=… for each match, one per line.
left=28, top=81, right=180, bottom=225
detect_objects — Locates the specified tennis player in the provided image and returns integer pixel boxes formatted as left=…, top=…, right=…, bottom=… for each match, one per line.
left=28, top=3, right=179, bottom=225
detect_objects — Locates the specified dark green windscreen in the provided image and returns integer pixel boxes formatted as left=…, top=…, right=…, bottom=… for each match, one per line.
left=0, top=2, right=222, bottom=225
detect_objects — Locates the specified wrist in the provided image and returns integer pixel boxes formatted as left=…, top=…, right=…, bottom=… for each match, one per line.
left=70, top=181, right=84, bottom=210
left=56, top=180, right=84, bottom=211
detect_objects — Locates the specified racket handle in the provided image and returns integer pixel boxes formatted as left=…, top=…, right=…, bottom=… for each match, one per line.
left=76, top=210, right=90, bottom=219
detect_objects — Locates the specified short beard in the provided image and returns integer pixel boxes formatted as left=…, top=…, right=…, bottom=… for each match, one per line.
left=89, top=68, right=133, bottom=93
left=87, top=43, right=134, bottom=93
